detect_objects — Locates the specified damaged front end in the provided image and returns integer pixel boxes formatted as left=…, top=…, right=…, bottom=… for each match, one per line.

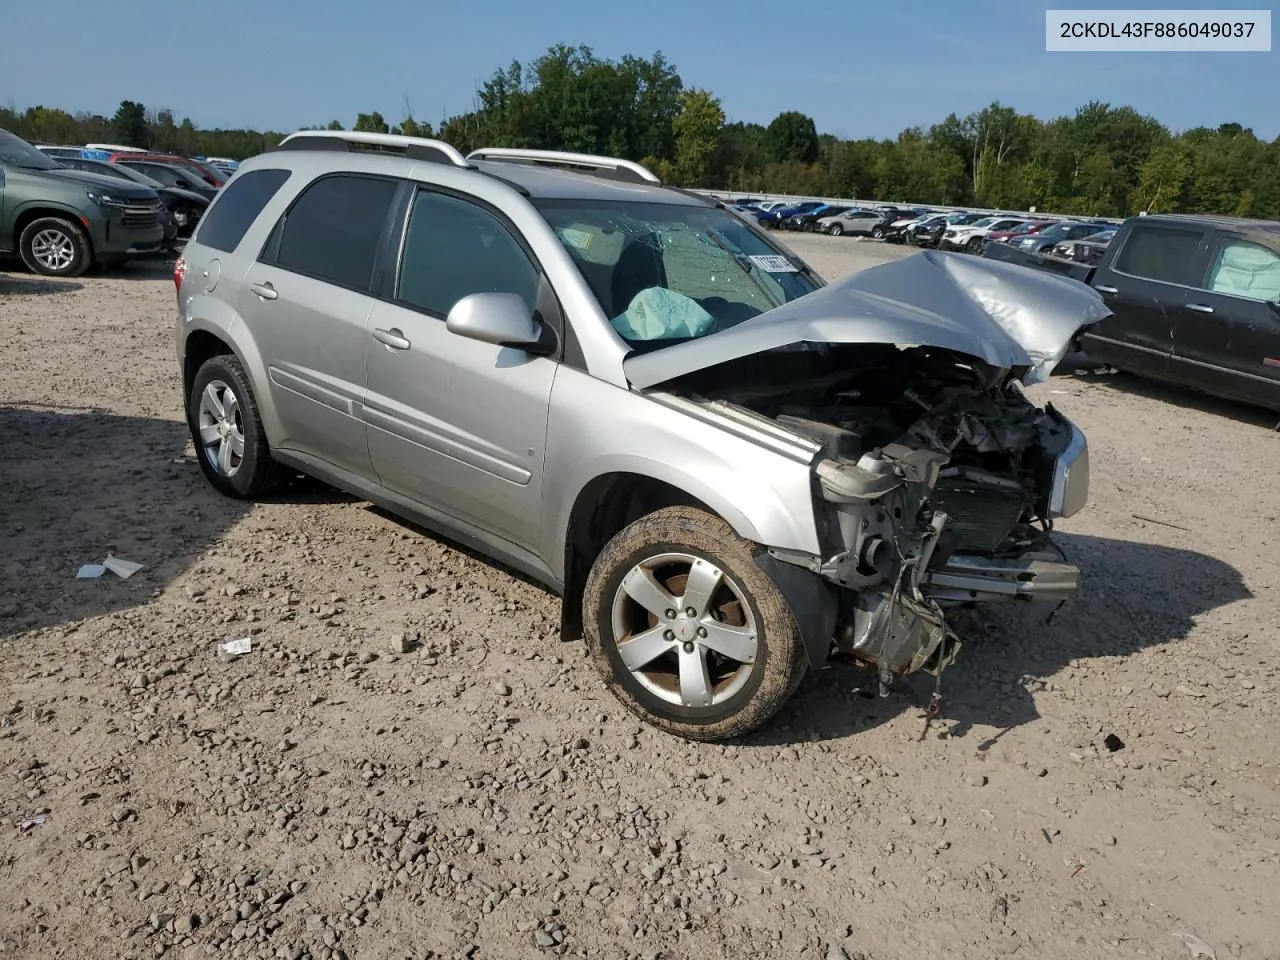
left=626, top=251, right=1106, bottom=694
left=710, top=343, right=1088, bottom=691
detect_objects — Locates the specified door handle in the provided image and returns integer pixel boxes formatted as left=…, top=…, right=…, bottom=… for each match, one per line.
left=249, top=281, right=278, bottom=300
left=1186, top=303, right=1215, bottom=314
left=1095, top=285, right=1118, bottom=294
left=373, top=327, right=411, bottom=350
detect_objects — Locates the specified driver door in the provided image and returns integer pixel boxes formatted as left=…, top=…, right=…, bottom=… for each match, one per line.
left=363, top=188, right=559, bottom=552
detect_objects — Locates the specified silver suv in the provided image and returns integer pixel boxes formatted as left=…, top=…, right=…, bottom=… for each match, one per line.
left=175, top=132, right=1105, bottom=741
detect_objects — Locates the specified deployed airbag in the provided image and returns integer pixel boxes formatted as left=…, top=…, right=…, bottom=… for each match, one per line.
left=612, top=287, right=714, bottom=341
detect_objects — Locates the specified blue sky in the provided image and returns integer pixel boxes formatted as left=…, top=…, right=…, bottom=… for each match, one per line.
left=3, top=0, right=1276, bottom=139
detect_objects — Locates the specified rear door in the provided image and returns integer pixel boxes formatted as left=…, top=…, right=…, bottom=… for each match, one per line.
left=240, top=173, right=402, bottom=479
left=1170, top=233, right=1280, bottom=408
left=1082, top=221, right=1209, bottom=380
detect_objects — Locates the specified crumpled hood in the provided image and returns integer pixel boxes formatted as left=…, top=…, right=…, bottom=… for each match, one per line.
left=623, top=250, right=1112, bottom=390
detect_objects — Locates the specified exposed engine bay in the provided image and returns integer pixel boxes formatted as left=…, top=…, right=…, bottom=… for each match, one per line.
left=661, top=341, right=1088, bottom=693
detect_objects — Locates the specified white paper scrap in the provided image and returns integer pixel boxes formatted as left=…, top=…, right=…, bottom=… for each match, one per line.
left=76, top=564, right=106, bottom=580
left=102, top=554, right=145, bottom=580
left=218, top=637, right=252, bottom=656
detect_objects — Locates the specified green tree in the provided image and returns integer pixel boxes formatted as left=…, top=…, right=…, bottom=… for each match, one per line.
left=766, top=111, right=819, bottom=164
left=1136, top=143, right=1194, bottom=212
left=112, top=100, right=148, bottom=147
left=354, top=111, right=389, bottom=134
left=671, top=89, right=724, bottom=186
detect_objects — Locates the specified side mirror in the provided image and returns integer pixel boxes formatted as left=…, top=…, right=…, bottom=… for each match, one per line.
left=446, top=292, right=553, bottom=354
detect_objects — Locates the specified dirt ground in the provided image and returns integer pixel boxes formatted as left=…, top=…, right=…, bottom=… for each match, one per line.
left=2, top=234, right=1278, bottom=960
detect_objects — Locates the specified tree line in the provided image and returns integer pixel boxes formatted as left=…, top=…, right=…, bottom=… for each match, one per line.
left=5, top=43, right=1278, bottom=219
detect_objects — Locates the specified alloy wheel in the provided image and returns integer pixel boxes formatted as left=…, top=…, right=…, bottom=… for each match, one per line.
left=197, top=379, right=245, bottom=477
left=30, top=229, right=76, bottom=272
left=609, top=552, right=759, bottom=709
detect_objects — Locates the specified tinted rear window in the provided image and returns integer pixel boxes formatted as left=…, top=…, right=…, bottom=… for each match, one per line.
left=194, top=168, right=292, bottom=253
left=1114, top=226, right=1205, bottom=285
left=271, top=174, right=399, bottom=292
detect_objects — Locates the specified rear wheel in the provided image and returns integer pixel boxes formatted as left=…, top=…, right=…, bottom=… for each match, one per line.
left=871, top=225, right=885, bottom=239
left=19, top=217, right=91, bottom=277
left=583, top=506, right=807, bottom=741
left=188, top=354, right=286, bottom=499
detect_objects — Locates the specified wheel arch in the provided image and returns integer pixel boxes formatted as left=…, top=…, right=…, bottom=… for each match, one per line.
left=14, top=205, right=96, bottom=260
left=558, top=471, right=728, bottom=644
left=180, top=303, right=284, bottom=445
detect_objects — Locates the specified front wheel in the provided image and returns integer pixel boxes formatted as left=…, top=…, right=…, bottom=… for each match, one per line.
left=19, top=217, right=91, bottom=277
left=583, top=506, right=808, bottom=741
left=966, top=236, right=984, bottom=254
left=829, top=223, right=844, bottom=237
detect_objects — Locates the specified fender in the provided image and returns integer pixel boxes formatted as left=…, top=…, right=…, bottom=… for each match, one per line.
left=542, top=366, right=823, bottom=584
left=8, top=199, right=95, bottom=254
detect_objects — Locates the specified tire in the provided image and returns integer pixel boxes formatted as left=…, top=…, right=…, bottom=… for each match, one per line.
left=19, top=217, right=91, bottom=278
left=187, top=353, right=286, bottom=499
left=583, top=506, right=807, bottom=741
left=871, top=226, right=885, bottom=240
left=966, top=236, right=984, bottom=254
left=829, top=223, right=844, bottom=237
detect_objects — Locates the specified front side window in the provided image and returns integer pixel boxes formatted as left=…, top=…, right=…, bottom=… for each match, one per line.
left=272, top=174, right=397, bottom=290
left=195, top=167, right=291, bottom=254
left=396, top=190, right=539, bottom=316
left=1113, top=226, right=1205, bottom=285
left=536, top=199, right=819, bottom=347
left=1206, top=239, right=1280, bottom=302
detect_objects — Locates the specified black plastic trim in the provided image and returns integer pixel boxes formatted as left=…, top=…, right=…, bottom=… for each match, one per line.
left=753, top=550, right=837, bottom=669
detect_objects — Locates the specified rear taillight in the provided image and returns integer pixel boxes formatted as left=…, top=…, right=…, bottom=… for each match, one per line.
left=174, top=256, right=187, bottom=294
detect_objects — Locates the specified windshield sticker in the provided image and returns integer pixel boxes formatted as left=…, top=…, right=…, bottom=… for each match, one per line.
left=557, top=227, right=594, bottom=251
left=749, top=254, right=798, bottom=273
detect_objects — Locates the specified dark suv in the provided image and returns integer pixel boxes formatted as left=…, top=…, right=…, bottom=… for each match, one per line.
left=0, top=129, right=164, bottom=276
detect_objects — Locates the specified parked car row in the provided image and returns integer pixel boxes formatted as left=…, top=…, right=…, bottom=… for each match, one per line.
left=710, top=195, right=1126, bottom=263
left=0, top=129, right=235, bottom=276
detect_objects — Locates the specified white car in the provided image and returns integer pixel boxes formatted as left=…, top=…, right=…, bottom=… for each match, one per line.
left=815, top=208, right=885, bottom=237
left=942, top=216, right=1030, bottom=254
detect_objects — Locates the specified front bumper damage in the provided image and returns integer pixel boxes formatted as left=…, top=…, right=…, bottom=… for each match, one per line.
left=757, top=411, right=1089, bottom=688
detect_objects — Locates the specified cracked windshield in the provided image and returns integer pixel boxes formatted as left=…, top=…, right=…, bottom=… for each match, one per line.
left=535, top=200, right=818, bottom=346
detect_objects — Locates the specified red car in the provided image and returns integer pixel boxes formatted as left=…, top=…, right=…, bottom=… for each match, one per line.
left=985, top=220, right=1055, bottom=245
left=107, top=152, right=224, bottom=188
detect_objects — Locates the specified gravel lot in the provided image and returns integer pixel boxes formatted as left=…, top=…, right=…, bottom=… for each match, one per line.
left=2, top=234, right=1278, bottom=960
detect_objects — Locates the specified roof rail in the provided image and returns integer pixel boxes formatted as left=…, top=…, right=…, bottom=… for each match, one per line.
left=274, top=131, right=470, bottom=168
left=466, top=148, right=660, bottom=185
